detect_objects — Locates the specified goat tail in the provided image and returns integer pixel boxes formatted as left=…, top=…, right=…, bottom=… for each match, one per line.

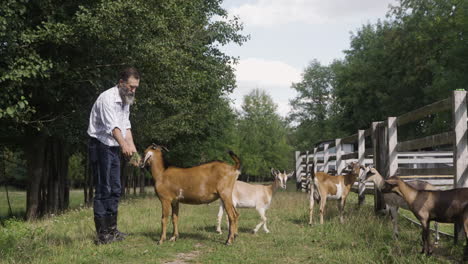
left=228, top=150, right=241, bottom=170
left=309, top=162, right=315, bottom=180
left=309, top=163, right=320, bottom=201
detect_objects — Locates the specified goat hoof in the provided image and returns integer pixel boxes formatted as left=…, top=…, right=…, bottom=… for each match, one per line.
left=169, top=236, right=177, bottom=242
left=157, top=240, right=164, bottom=245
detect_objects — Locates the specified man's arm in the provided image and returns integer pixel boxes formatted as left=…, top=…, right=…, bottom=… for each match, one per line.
left=125, top=129, right=137, bottom=153
left=112, top=128, right=134, bottom=158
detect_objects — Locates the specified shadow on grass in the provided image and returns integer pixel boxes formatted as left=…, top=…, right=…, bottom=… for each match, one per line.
left=0, top=211, right=26, bottom=224
left=138, top=230, right=219, bottom=244
left=43, top=234, right=75, bottom=246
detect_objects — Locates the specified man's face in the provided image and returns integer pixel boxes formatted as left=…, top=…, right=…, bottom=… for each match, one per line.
left=119, top=76, right=139, bottom=105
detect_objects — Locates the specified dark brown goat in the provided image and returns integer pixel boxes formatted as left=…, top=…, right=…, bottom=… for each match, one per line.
left=383, top=176, right=468, bottom=260
left=361, top=167, right=439, bottom=243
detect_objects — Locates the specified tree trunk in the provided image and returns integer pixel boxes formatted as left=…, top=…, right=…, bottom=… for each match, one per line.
left=26, top=134, right=47, bottom=220
left=84, top=148, right=89, bottom=205
left=139, top=169, right=145, bottom=194
left=0, top=149, right=13, bottom=216
left=26, top=135, right=70, bottom=220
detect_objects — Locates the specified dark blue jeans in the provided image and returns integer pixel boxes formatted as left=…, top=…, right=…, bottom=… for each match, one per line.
left=89, top=137, right=121, bottom=218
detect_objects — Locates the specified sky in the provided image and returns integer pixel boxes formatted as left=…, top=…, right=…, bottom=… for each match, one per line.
left=220, top=0, right=397, bottom=117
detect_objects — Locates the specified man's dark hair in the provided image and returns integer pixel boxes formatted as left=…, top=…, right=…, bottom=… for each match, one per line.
left=119, top=67, right=140, bottom=82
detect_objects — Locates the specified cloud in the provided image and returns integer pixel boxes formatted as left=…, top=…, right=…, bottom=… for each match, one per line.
left=228, top=0, right=395, bottom=27
left=234, top=58, right=302, bottom=86
left=229, top=58, right=301, bottom=117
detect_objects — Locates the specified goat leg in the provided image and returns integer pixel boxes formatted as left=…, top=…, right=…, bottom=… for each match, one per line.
left=169, top=201, right=179, bottom=242
left=434, top=222, right=439, bottom=245
left=463, top=211, right=468, bottom=261
left=389, top=206, right=399, bottom=239
left=309, top=190, right=315, bottom=225
left=319, top=196, right=327, bottom=225
left=420, top=221, right=432, bottom=255
left=158, top=200, right=171, bottom=245
left=220, top=195, right=237, bottom=245
left=216, top=202, right=224, bottom=234
left=338, top=198, right=346, bottom=224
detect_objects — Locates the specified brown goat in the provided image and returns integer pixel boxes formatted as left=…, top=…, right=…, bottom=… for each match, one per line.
left=383, top=176, right=468, bottom=259
left=309, top=162, right=362, bottom=224
left=361, top=166, right=439, bottom=243
left=141, top=144, right=241, bottom=245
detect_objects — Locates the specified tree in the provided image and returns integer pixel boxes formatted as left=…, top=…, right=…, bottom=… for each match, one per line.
left=289, top=60, right=345, bottom=149
left=0, top=0, right=247, bottom=219
left=237, top=89, right=293, bottom=181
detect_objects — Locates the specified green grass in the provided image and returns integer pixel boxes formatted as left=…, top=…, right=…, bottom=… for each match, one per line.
left=0, top=187, right=85, bottom=220
left=0, top=183, right=465, bottom=263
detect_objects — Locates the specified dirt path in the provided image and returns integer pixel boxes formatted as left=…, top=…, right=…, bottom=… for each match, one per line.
left=163, top=243, right=203, bottom=264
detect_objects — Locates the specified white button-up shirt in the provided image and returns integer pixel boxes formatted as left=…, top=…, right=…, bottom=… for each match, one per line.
left=87, top=86, right=131, bottom=146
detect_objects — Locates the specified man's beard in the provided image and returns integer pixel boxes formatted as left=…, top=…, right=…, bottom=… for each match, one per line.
left=119, top=85, right=135, bottom=105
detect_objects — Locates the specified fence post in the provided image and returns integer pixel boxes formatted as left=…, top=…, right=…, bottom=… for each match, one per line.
left=388, top=117, right=398, bottom=177
left=295, top=151, right=302, bottom=191
left=324, top=144, right=330, bottom=173
left=313, top=147, right=318, bottom=173
left=358, top=130, right=366, bottom=206
left=336, top=138, right=343, bottom=174
left=372, top=121, right=387, bottom=213
left=304, top=151, right=310, bottom=192
left=452, top=90, right=468, bottom=243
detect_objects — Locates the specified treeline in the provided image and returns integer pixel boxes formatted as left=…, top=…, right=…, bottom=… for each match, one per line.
left=289, top=0, right=468, bottom=148
left=0, top=0, right=249, bottom=219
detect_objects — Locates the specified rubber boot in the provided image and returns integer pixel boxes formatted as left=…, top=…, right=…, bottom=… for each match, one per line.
left=108, top=213, right=128, bottom=241
left=94, top=216, right=116, bottom=245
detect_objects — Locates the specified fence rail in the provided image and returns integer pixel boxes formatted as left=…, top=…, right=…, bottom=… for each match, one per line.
left=294, top=91, right=468, bottom=242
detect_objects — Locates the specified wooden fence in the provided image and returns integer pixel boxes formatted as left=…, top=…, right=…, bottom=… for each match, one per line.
left=295, top=90, right=468, bottom=241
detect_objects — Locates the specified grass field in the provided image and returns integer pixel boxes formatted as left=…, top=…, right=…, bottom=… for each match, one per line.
left=0, top=183, right=465, bottom=263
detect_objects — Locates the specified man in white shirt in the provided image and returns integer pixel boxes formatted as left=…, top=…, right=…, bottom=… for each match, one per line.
left=88, top=67, right=139, bottom=244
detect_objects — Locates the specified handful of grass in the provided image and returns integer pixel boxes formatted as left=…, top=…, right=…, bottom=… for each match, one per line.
left=129, top=152, right=142, bottom=167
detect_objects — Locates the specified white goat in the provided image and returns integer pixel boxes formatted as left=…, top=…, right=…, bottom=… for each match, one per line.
left=216, top=169, right=291, bottom=234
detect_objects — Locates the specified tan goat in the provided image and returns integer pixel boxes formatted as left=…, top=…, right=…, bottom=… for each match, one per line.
left=383, top=176, right=468, bottom=259
left=216, top=169, right=292, bottom=234
left=309, top=162, right=362, bottom=224
left=141, top=144, right=241, bottom=245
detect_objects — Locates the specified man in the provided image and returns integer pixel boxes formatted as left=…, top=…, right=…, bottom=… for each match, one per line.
left=87, top=67, right=139, bottom=244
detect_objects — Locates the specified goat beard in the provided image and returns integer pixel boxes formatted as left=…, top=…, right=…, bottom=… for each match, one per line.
left=118, top=85, right=135, bottom=105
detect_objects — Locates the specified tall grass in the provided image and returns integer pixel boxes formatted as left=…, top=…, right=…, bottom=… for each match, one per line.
left=0, top=183, right=464, bottom=263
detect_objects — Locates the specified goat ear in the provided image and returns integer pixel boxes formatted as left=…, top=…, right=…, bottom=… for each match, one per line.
left=271, top=168, right=276, bottom=176
left=151, top=143, right=158, bottom=149
left=161, top=146, right=169, bottom=152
